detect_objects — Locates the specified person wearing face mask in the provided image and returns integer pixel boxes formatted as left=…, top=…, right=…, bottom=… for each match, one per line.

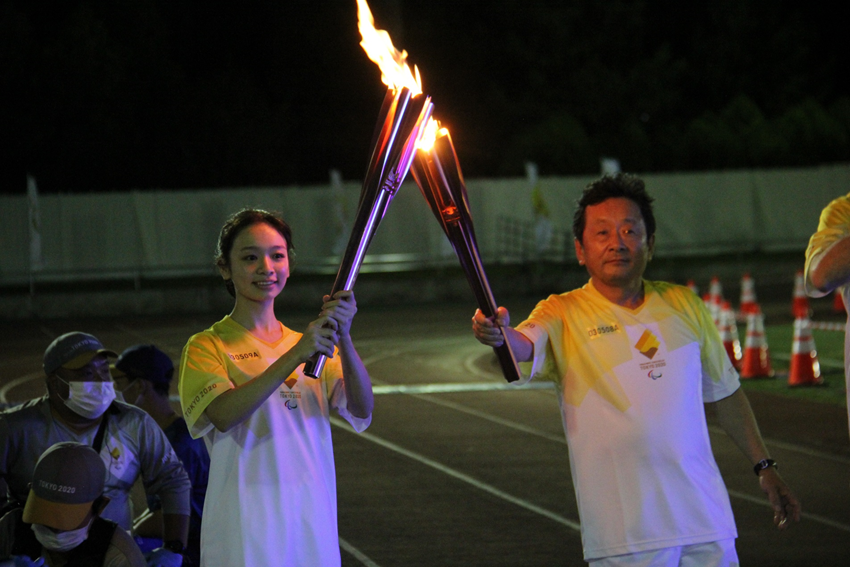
left=112, top=345, right=209, bottom=567
left=7, top=441, right=146, bottom=567
left=0, top=332, right=191, bottom=567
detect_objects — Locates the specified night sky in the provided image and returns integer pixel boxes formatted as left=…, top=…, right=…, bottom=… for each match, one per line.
left=1, top=0, right=847, bottom=193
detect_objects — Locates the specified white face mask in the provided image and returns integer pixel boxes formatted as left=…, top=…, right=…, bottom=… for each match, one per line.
left=31, top=519, right=92, bottom=552
left=116, top=378, right=140, bottom=407
left=59, top=379, right=116, bottom=419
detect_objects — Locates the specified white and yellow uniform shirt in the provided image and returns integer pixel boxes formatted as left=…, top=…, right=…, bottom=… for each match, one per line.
left=516, top=280, right=739, bottom=560
left=179, top=316, right=371, bottom=567
left=805, top=192, right=850, bottom=438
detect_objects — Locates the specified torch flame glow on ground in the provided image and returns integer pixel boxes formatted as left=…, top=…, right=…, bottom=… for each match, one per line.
left=357, top=0, right=422, bottom=94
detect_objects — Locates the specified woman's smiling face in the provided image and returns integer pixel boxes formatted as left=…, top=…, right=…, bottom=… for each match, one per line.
left=220, top=222, right=290, bottom=304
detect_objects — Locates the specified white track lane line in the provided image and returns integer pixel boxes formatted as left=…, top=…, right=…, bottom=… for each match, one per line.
left=0, top=372, right=43, bottom=404
left=331, top=416, right=582, bottom=533
left=355, top=387, right=850, bottom=532
left=338, top=537, right=382, bottom=567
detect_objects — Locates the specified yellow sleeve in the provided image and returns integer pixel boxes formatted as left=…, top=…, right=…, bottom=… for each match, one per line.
left=805, top=193, right=850, bottom=297
left=516, top=295, right=565, bottom=384
left=178, top=332, right=235, bottom=438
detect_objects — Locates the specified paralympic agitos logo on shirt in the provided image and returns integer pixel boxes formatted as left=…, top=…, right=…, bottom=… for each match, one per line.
left=280, top=391, right=301, bottom=410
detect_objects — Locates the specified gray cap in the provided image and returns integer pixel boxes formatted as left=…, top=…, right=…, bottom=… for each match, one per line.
left=22, top=442, right=107, bottom=530
left=43, top=332, right=117, bottom=375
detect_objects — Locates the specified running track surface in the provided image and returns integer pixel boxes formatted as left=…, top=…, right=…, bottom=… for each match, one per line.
left=1, top=301, right=848, bottom=566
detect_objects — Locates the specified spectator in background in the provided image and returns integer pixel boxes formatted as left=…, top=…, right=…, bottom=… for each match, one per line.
left=805, top=192, right=850, bottom=441
left=112, top=345, right=209, bottom=567
left=0, top=332, right=190, bottom=567
left=7, top=441, right=146, bottom=566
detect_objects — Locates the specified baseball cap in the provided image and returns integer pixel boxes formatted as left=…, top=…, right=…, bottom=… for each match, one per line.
left=22, top=442, right=107, bottom=531
left=43, top=332, right=118, bottom=375
left=114, top=344, right=174, bottom=385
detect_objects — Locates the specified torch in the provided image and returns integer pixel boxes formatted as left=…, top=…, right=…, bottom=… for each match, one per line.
left=304, top=1, right=433, bottom=378
left=411, top=122, right=521, bottom=383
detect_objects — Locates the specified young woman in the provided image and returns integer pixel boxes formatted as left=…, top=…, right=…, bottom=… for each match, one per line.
left=178, top=209, right=373, bottom=567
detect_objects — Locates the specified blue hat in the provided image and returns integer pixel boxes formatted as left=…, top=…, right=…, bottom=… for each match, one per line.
left=114, top=344, right=174, bottom=385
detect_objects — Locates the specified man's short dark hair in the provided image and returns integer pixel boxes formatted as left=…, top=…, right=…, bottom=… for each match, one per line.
left=572, top=173, right=656, bottom=243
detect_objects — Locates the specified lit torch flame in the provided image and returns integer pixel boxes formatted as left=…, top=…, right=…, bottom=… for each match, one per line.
left=357, top=0, right=422, bottom=94
left=416, top=117, right=443, bottom=152
left=304, top=0, right=433, bottom=379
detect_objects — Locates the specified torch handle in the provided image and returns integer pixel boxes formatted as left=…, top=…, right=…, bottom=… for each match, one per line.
left=445, top=222, right=521, bottom=383
left=303, top=190, right=391, bottom=378
left=303, top=98, right=432, bottom=379
left=412, top=147, right=520, bottom=382
left=303, top=89, right=431, bottom=379
left=303, top=351, right=328, bottom=379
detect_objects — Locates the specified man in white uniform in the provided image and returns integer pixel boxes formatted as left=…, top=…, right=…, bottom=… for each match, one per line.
left=805, top=192, right=850, bottom=440
left=473, top=173, right=800, bottom=565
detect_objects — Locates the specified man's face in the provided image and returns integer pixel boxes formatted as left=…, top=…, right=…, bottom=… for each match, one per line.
left=49, top=354, right=111, bottom=398
left=575, top=197, right=654, bottom=292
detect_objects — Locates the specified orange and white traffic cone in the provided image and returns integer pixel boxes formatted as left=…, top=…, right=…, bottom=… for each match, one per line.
left=687, top=279, right=699, bottom=297
left=719, top=301, right=742, bottom=370
left=708, top=276, right=723, bottom=326
left=792, top=270, right=810, bottom=319
left=739, top=273, right=758, bottom=314
left=833, top=290, right=845, bottom=314
left=788, top=316, right=823, bottom=386
left=740, top=307, right=774, bottom=379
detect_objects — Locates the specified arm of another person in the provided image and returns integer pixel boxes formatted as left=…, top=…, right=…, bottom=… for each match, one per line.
left=323, top=291, right=373, bottom=419
left=203, top=313, right=341, bottom=432
left=161, top=512, right=189, bottom=548
left=133, top=414, right=191, bottom=550
left=104, top=523, right=148, bottom=567
left=809, top=236, right=850, bottom=294
left=471, top=307, right=534, bottom=362
left=709, top=388, right=802, bottom=529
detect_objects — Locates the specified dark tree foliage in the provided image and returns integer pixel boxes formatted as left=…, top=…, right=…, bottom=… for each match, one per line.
left=0, top=0, right=847, bottom=193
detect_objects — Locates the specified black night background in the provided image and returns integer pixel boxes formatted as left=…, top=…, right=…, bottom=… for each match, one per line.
left=1, top=0, right=847, bottom=194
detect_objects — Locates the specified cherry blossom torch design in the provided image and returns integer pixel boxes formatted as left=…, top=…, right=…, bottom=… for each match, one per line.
left=304, top=0, right=433, bottom=378
left=411, top=121, right=521, bottom=383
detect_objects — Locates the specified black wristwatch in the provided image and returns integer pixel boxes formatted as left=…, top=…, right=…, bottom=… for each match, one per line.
left=753, top=458, right=778, bottom=476
left=163, top=540, right=185, bottom=554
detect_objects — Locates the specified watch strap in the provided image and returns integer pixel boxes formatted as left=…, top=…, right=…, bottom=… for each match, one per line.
left=753, top=458, right=778, bottom=476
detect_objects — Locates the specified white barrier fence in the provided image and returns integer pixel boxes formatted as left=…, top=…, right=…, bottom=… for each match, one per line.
left=1, top=164, right=848, bottom=286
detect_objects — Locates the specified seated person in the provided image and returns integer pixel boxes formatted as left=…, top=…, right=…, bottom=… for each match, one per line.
left=113, top=345, right=209, bottom=567
left=0, top=331, right=190, bottom=567
left=17, top=441, right=145, bottom=566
